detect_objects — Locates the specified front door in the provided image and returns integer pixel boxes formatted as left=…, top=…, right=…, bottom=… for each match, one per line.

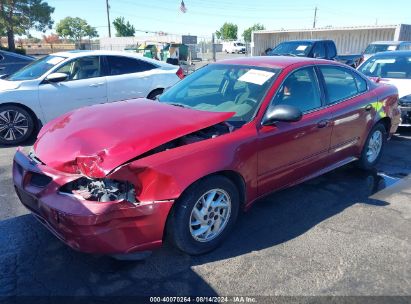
left=38, top=56, right=107, bottom=122
left=257, top=66, right=332, bottom=195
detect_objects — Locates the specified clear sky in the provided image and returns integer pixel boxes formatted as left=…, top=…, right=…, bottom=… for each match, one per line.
left=40, top=0, right=411, bottom=40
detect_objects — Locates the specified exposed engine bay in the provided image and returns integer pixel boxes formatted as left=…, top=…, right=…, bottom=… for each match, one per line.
left=61, top=177, right=137, bottom=203
left=139, top=122, right=233, bottom=158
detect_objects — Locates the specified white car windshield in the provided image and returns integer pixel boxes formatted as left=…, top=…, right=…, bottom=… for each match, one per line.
left=7, top=55, right=66, bottom=81
left=359, top=55, right=411, bottom=79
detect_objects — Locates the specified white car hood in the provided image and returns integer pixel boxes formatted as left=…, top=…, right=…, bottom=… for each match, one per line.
left=0, top=79, right=23, bottom=91
left=379, top=78, right=411, bottom=98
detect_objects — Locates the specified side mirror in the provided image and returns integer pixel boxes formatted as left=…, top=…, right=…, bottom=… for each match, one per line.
left=262, top=104, right=303, bottom=126
left=45, top=72, right=68, bottom=83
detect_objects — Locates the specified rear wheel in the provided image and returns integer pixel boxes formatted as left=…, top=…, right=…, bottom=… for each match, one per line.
left=167, top=176, right=239, bottom=255
left=357, top=123, right=386, bottom=169
left=0, top=105, right=35, bottom=145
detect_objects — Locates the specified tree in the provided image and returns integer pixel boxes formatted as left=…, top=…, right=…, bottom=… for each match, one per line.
left=216, top=23, right=238, bottom=40
left=0, top=0, right=54, bottom=51
left=242, top=23, right=265, bottom=43
left=43, top=33, right=60, bottom=51
left=113, top=17, right=135, bottom=37
left=56, top=17, right=98, bottom=43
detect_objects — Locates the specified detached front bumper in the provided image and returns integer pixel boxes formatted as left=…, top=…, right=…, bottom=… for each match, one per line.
left=12, top=150, right=174, bottom=254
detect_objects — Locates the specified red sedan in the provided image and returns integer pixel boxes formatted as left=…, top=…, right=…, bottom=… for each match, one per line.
left=13, top=57, right=400, bottom=256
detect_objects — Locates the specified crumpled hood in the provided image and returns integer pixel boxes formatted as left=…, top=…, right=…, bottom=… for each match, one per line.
left=0, top=79, right=23, bottom=91
left=34, top=99, right=234, bottom=177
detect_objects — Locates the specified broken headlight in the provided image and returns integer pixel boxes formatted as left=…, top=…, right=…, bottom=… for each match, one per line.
left=61, top=177, right=137, bottom=203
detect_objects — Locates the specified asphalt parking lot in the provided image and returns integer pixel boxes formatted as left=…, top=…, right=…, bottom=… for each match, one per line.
left=0, top=129, right=411, bottom=298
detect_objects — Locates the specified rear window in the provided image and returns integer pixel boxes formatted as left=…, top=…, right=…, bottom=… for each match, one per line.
left=364, top=44, right=398, bottom=54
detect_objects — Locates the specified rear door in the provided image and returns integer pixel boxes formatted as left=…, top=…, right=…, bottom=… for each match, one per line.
left=317, top=65, right=375, bottom=162
left=105, top=55, right=157, bottom=102
left=257, top=66, right=333, bottom=194
left=38, top=56, right=107, bottom=122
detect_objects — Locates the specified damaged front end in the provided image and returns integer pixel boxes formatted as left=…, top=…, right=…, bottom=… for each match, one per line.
left=60, top=177, right=137, bottom=204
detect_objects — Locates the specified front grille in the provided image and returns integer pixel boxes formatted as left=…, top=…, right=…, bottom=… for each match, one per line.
left=30, top=173, right=52, bottom=188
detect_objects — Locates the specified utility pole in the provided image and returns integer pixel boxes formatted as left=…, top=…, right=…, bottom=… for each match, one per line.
left=313, top=6, right=317, bottom=29
left=106, top=0, right=112, bottom=38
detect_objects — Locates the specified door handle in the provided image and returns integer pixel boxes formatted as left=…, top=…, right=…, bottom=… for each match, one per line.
left=317, top=120, right=330, bottom=128
left=365, top=104, right=373, bottom=111
left=89, top=82, right=104, bottom=87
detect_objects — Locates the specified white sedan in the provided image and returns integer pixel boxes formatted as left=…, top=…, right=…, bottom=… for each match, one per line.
left=0, top=50, right=183, bottom=144
left=358, top=50, right=411, bottom=127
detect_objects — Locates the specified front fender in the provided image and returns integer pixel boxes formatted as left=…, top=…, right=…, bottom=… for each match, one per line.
left=108, top=125, right=259, bottom=204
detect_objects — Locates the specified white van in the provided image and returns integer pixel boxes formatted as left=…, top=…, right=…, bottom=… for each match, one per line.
left=222, top=41, right=246, bottom=54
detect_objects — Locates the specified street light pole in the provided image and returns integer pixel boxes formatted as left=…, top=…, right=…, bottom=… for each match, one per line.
left=106, top=0, right=112, bottom=37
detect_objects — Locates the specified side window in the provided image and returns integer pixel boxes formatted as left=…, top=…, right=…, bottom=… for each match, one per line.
left=312, top=43, right=326, bottom=58
left=326, top=42, right=337, bottom=58
left=55, top=56, right=102, bottom=80
left=107, top=56, right=156, bottom=76
left=320, top=66, right=359, bottom=104
left=271, top=67, right=322, bottom=113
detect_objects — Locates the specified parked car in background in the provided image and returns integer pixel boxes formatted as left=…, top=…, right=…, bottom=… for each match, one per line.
left=267, top=39, right=363, bottom=67
left=363, top=41, right=411, bottom=61
left=0, top=50, right=34, bottom=77
left=358, top=50, right=411, bottom=126
left=13, top=57, right=400, bottom=256
left=222, top=41, right=246, bottom=54
left=0, top=50, right=183, bottom=145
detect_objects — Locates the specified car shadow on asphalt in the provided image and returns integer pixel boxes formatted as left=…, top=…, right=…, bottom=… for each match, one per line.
left=0, top=166, right=392, bottom=297
left=0, top=136, right=36, bottom=149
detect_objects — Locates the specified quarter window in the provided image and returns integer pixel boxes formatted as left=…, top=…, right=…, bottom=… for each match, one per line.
left=271, top=67, right=322, bottom=113
left=320, top=66, right=359, bottom=104
left=106, top=56, right=156, bottom=75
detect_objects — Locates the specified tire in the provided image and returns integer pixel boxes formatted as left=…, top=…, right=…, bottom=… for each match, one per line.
left=147, top=88, right=164, bottom=100
left=0, top=104, right=35, bottom=145
left=357, top=123, right=387, bottom=170
left=167, top=175, right=240, bottom=255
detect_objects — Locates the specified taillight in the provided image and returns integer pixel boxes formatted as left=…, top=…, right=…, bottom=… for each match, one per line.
left=176, top=67, right=185, bottom=79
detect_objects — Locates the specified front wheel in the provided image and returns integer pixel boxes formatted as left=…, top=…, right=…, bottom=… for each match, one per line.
left=357, top=123, right=387, bottom=169
left=0, top=105, right=35, bottom=145
left=167, top=176, right=239, bottom=255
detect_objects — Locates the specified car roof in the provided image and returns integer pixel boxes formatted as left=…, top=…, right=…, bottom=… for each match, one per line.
left=370, top=50, right=411, bottom=57
left=50, top=50, right=173, bottom=67
left=370, top=41, right=410, bottom=45
left=0, top=49, right=35, bottom=60
left=278, top=39, right=330, bottom=43
left=214, top=56, right=329, bottom=69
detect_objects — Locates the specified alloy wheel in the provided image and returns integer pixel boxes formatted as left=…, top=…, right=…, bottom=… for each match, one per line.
left=0, top=109, right=29, bottom=142
left=189, top=189, right=232, bottom=242
left=366, top=129, right=383, bottom=163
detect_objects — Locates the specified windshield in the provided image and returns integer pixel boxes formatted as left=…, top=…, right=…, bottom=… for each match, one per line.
left=269, top=41, right=313, bottom=56
left=364, top=44, right=398, bottom=54
left=8, top=55, right=66, bottom=81
left=158, top=64, right=280, bottom=123
left=234, top=43, right=245, bottom=47
left=358, top=55, right=411, bottom=79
